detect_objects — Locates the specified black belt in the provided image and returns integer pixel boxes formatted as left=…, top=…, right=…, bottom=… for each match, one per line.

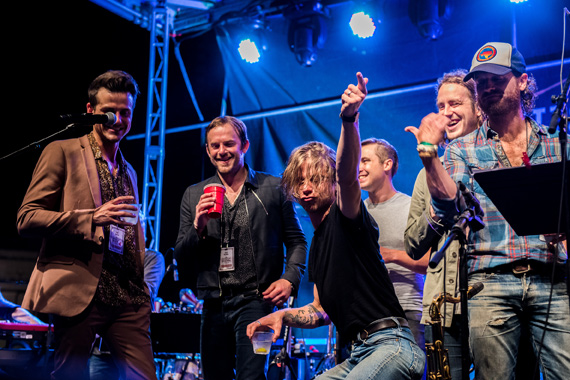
left=356, top=317, right=408, bottom=341
left=484, top=259, right=563, bottom=276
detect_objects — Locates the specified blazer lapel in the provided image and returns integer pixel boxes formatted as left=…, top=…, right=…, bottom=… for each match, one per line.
left=79, top=135, right=103, bottom=207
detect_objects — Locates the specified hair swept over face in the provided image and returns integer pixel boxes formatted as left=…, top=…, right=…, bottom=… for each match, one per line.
left=281, top=141, right=336, bottom=201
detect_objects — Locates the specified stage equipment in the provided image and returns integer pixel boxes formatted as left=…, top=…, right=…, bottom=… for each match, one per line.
left=156, top=352, right=201, bottom=380
left=59, top=112, right=116, bottom=126
left=285, top=1, right=328, bottom=67
left=308, top=324, right=336, bottom=379
left=426, top=283, right=484, bottom=380
left=0, top=322, right=53, bottom=379
left=179, top=288, right=204, bottom=313
left=236, top=13, right=268, bottom=64
left=349, top=11, right=375, bottom=38
left=267, top=297, right=296, bottom=380
left=408, top=0, right=452, bottom=40
left=428, top=180, right=485, bottom=380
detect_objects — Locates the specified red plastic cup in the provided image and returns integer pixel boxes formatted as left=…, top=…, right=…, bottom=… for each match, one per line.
left=204, top=184, right=226, bottom=219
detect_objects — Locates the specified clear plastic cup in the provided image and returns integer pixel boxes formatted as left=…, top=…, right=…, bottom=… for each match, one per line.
left=251, top=331, right=273, bottom=355
left=121, top=204, right=140, bottom=225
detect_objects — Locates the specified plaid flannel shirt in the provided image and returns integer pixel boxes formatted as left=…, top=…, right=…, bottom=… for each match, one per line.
left=431, top=118, right=569, bottom=273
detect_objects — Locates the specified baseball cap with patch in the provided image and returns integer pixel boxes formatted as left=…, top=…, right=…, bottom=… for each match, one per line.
left=464, top=42, right=526, bottom=81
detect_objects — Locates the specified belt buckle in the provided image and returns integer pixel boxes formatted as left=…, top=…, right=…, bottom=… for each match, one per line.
left=512, top=263, right=531, bottom=275
left=360, top=329, right=370, bottom=340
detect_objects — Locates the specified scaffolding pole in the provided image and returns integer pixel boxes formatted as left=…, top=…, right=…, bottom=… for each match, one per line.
left=142, top=1, right=170, bottom=251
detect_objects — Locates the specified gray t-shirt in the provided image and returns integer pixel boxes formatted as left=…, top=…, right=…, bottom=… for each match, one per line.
left=365, top=192, right=424, bottom=313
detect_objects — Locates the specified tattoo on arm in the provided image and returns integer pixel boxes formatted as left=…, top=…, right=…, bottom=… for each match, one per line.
left=283, top=304, right=327, bottom=328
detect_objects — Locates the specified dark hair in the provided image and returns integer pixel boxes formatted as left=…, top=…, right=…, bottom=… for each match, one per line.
left=206, top=116, right=249, bottom=148
left=88, top=70, right=139, bottom=108
left=361, top=138, right=399, bottom=177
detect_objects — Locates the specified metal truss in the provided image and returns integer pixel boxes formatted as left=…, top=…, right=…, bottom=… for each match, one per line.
left=142, top=1, right=170, bottom=250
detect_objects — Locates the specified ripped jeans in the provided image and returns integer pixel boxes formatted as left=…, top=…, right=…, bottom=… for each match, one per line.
left=468, top=270, right=570, bottom=380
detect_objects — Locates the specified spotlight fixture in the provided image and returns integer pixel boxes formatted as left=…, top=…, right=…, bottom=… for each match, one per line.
left=349, top=11, right=376, bottom=39
left=235, top=17, right=268, bottom=64
left=285, top=1, right=329, bottom=67
left=238, top=39, right=261, bottom=63
left=408, top=0, right=452, bottom=40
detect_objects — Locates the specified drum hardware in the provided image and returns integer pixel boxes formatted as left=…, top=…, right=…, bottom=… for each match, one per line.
left=155, top=353, right=201, bottom=380
left=268, top=297, right=296, bottom=380
left=309, top=324, right=336, bottom=379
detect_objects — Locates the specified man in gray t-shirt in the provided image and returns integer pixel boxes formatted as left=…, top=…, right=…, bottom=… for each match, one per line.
left=359, top=138, right=428, bottom=364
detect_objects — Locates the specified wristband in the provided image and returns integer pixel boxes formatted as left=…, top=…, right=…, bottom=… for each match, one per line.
left=417, top=143, right=438, bottom=158
left=339, top=111, right=359, bottom=123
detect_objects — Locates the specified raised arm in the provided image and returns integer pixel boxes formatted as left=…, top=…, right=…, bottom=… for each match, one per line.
left=404, top=113, right=457, bottom=201
left=337, top=72, right=368, bottom=220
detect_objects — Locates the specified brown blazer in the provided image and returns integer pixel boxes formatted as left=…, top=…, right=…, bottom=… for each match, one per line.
left=17, top=134, right=146, bottom=317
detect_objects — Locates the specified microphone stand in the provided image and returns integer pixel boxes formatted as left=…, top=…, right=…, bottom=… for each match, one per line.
left=548, top=71, right=569, bottom=302
left=268, top=297, right=296, bottom=380
left=0, top=123, right=84, bottom=162
left=429, top=184, right=485, bottom=380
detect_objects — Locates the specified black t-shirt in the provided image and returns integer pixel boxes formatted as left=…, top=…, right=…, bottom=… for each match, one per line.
left=308, top=201, right=405, bottom=341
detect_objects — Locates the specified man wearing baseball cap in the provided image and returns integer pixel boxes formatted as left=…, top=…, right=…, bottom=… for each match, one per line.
left=406, top=42, right=570, bottom=379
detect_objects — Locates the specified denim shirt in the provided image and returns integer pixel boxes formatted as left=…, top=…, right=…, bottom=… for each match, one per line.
left=431, top=118, right=569, bottom=273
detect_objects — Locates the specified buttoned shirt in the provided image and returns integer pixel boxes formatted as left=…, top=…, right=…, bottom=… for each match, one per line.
left=431, top=118, right=568, bottom=273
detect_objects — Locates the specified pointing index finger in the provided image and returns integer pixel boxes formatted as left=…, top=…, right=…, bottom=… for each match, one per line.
left=356, top=72, right=368, bottom=95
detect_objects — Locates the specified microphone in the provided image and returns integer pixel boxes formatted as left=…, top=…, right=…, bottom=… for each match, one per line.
left=458, top=181, right=484, bottom=218
left=466, top=282, right=484, bottom=299
left=164, top=248, right=178, bottom=281
left=59, top=112, right=116, bottom=126
left=166, top=258, right=179, bottom=282
left=548, top=70, right=570, bottom=133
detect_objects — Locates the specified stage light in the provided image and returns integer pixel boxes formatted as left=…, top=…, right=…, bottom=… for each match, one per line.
left=238, top=39, right=261, bottom=63
left=349, top=11, right=376, bottom=38
left=234, top=18, right=267, bottom=64
left=408, top=0, right=452, bottom=40
left=286, top=2, right=329, bottom=67
left=510, top=0, right=528, bottom=3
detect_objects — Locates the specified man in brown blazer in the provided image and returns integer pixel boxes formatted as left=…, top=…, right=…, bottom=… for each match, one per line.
left=17, top=70, right=157, bottom=380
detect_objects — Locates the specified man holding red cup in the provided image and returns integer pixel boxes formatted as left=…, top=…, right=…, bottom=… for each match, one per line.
left=174, top=116, right=307, bottom=380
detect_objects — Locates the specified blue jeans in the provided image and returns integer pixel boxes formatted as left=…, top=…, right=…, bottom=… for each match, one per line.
left=424, top=317, right=466, bottom=380
left=468, top=269, right=570, bottom=380
left=316, top=318, right=425, bottom=379
left=405, top=310, right=426, bottom=380
left=201, top=292, right=274, bottom=380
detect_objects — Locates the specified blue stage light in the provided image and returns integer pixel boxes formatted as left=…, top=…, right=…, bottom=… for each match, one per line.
left=349, top=11, right=376, bottom=38
left=510, top=0, right=528, bottom=3
left=238, top=38, right=261, bottom=63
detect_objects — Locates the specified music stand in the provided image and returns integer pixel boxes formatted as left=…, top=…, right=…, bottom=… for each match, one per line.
left=473, top=161, right=568, bottom=236
left=474, top=160, right=570, bottom=314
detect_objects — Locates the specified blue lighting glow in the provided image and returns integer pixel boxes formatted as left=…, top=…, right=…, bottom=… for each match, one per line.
left=238, top=39, right=261, bottom=63
left=510, top=0, right=528, bottom=3
left=349, top=11, right=376, bottom=38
